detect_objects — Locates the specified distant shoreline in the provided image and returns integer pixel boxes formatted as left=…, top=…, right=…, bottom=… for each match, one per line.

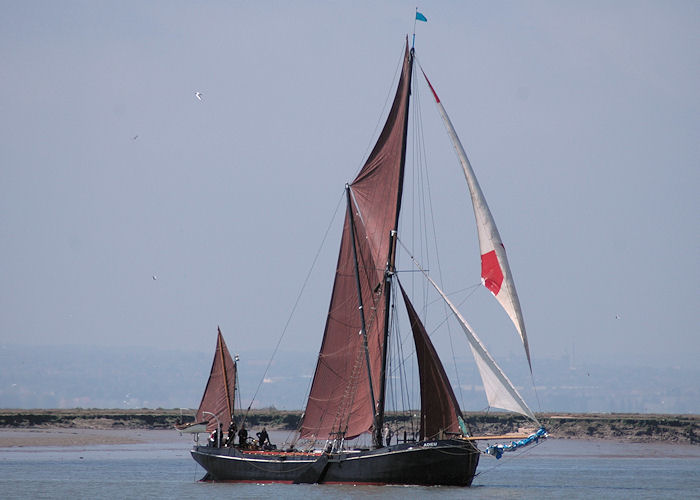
left=0, top=409, right=697, bottom=445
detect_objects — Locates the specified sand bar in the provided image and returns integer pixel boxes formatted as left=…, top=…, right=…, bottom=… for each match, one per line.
left=0, top=428, right=184, bottom=448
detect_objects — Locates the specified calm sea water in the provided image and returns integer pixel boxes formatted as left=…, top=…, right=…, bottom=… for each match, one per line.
left=1, top=431, right=698, bottom=499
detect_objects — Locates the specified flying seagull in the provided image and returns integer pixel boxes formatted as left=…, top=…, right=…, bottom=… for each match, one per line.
left=195, top=92, right=203, bottom=101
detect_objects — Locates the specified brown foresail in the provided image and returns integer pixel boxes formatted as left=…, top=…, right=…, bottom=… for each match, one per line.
left=399, top=283, right=462, bottom=440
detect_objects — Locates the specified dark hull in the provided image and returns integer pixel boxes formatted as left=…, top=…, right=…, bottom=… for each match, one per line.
left=191, top=439, right=480, bottom=486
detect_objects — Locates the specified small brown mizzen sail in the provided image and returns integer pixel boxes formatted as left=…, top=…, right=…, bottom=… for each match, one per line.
left=196, top=327, right=237, bottom=432
left=399, top=282, right=462, bottom=441
left=299, top=42, right=413, bottom=441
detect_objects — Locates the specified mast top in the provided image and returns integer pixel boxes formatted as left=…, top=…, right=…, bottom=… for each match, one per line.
left=412, top=9, right=427, bottom=49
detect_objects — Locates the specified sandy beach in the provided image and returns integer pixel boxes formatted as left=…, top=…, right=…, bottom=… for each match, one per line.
left=0, top=428, right=183, bottom=448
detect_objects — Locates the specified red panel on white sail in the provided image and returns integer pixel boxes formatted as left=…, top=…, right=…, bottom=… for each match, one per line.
left=480, top=250, right=504, bottom=295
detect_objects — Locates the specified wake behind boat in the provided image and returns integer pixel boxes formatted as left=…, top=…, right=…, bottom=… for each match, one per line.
left=187, top=30, right=545, bottom=486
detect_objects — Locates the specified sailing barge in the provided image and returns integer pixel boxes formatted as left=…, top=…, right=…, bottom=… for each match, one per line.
left=187, top=37, right=544, bottom=486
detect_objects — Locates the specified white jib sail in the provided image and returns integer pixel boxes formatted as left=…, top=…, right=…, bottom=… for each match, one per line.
left=421, top=269, right=538, bottom=423
left=421, top=68, right=532, bottom=371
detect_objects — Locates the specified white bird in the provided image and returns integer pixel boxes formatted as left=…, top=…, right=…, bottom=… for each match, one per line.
left=152, top=275, right=157, bottom=281
left=195, top=92, right=203, bottom=101
left=615, top=313, right=621, bottom=320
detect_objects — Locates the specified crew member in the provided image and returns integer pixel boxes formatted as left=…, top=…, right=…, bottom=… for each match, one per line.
left=257, top=427, right=270, bottom=449
left=238, top=425, right=248, bottom=448
left=227, top=420, right=237, bottom=446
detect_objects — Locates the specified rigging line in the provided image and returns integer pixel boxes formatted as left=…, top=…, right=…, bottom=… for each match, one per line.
left=415, top=71, right=429, bottom=309
left=413, top=52, right=468, bottom=409
left=408, top=63, right=465, bottom=417
left=389, top=246, right=483, bottom=373
left=387, top=276, right=480, bottom=369
left=245, top=190, right=346, bottom=419
left=394, top=306, right=409, bottom=415
left=385, top=292, right=396, bottom=415
left=396, top=289, right=415, bottom=416
left=386, top=285, right=410, bottom=419
left=407, top=71, right=424, bottom=418
left=408, top=65, right=431, bottom=313
left=473, top=439, right=546, bottom=478
left=392, top=61, right=428, bottom=382
left=530, top=367, right=543, bottom=415
left=387, top=283, right=414, bottom=419
left=234, top=356, right=242, bottom=422
left=412, top=282, right=481, bottom=311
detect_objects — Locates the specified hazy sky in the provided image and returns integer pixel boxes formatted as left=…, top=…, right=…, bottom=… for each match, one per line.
left=1, top=1, right=698, bottom=377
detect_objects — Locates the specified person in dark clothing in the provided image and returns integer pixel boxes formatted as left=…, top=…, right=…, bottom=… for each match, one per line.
left=227, top=421, right=237, bottom=446
left=238, top=425, right=248, bottom=448
left=256, top=427, right=270, bottom=449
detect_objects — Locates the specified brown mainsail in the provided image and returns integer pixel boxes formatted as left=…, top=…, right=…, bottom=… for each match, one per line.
left=195, top=327, right=237, bottom=432
left=300, top=42, right=413, bottom=442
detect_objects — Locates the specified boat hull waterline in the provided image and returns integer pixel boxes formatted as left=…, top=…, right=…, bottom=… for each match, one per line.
left=191, top=439, right=480, bottom=486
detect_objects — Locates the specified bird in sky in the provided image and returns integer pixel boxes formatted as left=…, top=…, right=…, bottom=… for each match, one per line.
left=195, top=92, right=203, bottom=101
